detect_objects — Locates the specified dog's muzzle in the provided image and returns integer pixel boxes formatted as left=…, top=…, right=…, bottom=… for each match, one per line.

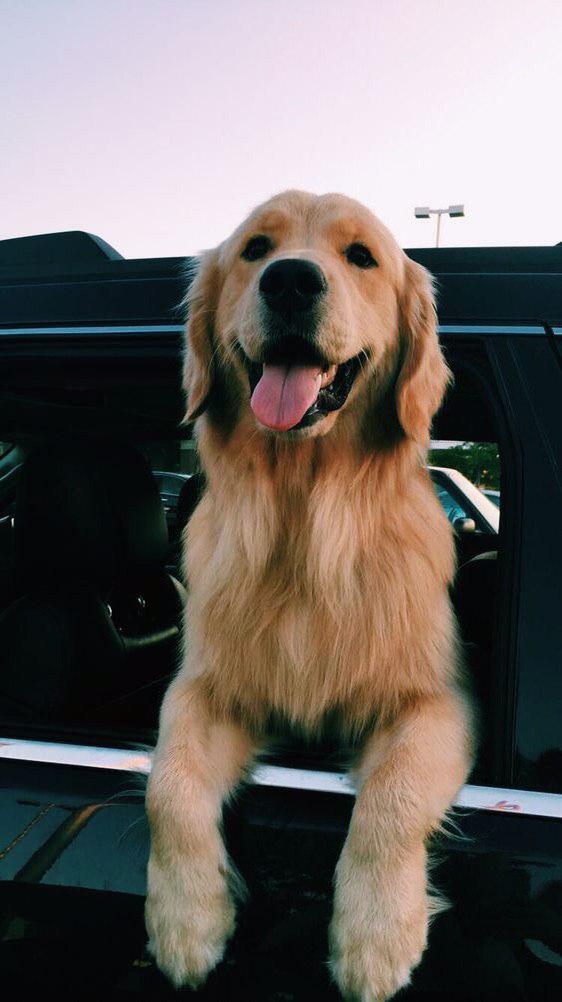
left=242, top=334, right=363, bottom=433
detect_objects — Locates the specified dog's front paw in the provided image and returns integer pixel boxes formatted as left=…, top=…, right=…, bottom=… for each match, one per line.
left=145, top=854, right=236, bottom=988
left=329, top=856, right=429, bottom=1001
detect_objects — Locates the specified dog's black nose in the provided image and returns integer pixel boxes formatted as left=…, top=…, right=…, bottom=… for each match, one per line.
left=259, top=258, right=327, bottom=315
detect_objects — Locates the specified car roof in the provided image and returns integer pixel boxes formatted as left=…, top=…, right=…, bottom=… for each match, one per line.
left=406, top=245, right=562, bottom=326
left=0, top=232, right=560, bottom=326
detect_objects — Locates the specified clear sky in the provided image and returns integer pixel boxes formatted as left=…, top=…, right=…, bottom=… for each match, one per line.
left=1, top=0, right=561, bottom=258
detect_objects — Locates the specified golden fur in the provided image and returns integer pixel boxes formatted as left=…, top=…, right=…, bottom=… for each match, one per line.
left=146, top=191, right=475, bottom=1001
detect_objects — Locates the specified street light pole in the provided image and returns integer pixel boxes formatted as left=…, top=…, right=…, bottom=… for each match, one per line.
left=414, top=205, right=465, bottom=247
left=435, top=210, right=443, bottom=248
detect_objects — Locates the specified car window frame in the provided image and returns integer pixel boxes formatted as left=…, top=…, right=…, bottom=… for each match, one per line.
left=439, top=333, right=523, bottom=787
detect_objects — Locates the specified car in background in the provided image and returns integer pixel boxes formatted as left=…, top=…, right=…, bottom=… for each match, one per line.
left=483, top=488, right=501, bottom=508
left=429, top=466, right=500, bottom=534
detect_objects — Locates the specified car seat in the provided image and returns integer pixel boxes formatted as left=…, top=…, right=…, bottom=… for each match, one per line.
left=0, top=437, right=185, bottom=732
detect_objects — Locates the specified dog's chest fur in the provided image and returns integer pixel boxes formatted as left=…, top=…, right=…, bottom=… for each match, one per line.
left=183, top=441, right=455, bottom=731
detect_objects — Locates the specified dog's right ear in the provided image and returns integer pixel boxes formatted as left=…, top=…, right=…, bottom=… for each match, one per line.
left=182, top=248, right=221, bottom=422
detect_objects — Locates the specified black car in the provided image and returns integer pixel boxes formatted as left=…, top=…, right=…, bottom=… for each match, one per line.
left=0, top=232, right=560, bottom=1000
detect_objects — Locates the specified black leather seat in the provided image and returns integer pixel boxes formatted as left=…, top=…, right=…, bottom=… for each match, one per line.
left=176, top=472, right=206, bottom=533
left=452, top=550, right=498, bottom=777
left=453, top=551, right=498, bottom=674
left=0, top=438, right=185, bottom=731
left=0, top=514, right=16, bottom=611
left=166, top=471, right=206, bottom=579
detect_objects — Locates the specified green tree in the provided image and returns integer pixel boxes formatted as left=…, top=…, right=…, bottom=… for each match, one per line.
left=428, top=442, right=500, bottom=490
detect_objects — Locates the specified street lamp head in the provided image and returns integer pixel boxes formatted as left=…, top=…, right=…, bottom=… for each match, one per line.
left=414, top=203, right=465, bottom=248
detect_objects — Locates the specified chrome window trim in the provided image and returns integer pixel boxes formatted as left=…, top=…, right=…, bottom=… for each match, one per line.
left=1, top=738, right=560, bottom=819
left=0, top=323, right=550, bottom=338
left=438, top=324, right=545, bottom=335
left=0, top=325, right=185, bottom=336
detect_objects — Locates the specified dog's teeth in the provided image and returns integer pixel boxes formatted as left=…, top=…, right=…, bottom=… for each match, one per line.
left=320, top=364, right=338, bottom=389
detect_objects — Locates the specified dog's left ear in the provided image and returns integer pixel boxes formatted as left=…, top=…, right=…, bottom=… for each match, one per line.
left=395, top=258, right=450, bottom=446
left=182, top=248, right=221, bottom=422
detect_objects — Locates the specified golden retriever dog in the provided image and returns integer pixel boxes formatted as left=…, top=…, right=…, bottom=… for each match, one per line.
left=145, top=190, right=475, bottom=1001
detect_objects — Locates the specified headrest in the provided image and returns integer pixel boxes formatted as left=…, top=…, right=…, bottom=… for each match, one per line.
left=176, top=471, right=206, bottom=531
left=15, top=438, right=168, bottom=590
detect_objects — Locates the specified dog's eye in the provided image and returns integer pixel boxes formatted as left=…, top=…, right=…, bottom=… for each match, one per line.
left=241, top=235, right=273, bottom=262
left=345, top=243, right=378, bottom=269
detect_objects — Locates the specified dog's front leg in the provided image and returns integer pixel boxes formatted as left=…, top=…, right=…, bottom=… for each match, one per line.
left=145, top=674, right=254, bottom=988
left=330, top=688, right=474, bottom=1002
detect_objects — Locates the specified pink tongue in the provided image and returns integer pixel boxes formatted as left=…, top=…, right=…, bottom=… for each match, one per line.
left=251, top=364, right=322, bottom=431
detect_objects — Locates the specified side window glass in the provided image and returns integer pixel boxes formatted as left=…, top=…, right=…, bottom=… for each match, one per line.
left=141, top=439, right=199, bottom=477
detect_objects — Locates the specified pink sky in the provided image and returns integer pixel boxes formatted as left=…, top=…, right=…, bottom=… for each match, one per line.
left=1, top=0, right=561, bottom=258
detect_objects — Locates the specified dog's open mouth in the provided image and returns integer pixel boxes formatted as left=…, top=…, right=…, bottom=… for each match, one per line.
left=241, top=336, right=363, bottom=432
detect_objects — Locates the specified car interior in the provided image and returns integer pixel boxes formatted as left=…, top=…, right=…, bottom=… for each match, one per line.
left=0, top=341, right=506, bottom=784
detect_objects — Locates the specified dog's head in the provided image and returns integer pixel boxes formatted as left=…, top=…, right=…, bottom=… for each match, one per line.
left=183, top=190, right=449, bottom=446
